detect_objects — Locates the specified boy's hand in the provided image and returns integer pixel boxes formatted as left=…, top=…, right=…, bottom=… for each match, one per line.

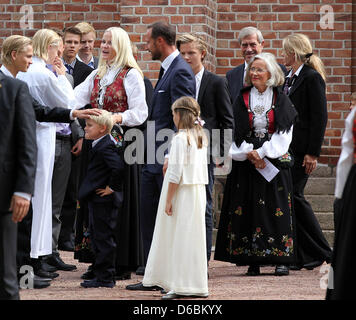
left=96, top=186, right=114, bottom=197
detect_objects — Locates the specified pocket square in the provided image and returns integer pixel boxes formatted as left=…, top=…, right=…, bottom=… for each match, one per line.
left=158, top=90, right=165, bottom=93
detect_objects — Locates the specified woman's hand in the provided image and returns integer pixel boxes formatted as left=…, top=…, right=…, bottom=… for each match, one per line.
left=52, top=57, right=66, bottom=76
left=303, top=154, right=317, bottom=175
left=254, top=158, right=266, bottom=169
left=112, top=113, right=123, bottom=124
left=96, top=186, right=114, bottom=197
left=247, top=150, right=261, bottom=164
left=165, top=200, right=172, bottom=216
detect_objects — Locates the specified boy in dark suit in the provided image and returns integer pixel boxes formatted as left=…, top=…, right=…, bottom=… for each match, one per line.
left=79, top=110, right=124, bottom=288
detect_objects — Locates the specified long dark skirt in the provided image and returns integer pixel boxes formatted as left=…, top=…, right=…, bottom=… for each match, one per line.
left=74, top=138, right=144, bottom=271
left=326, top=164, right=356, bottom=300
left=215, top=159, right=296, bottom=266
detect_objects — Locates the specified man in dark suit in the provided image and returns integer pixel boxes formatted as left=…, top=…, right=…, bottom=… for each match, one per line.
left=126, top=21, right=196, bottom=291
left=177, top=33, right=234, bottom=263
left=0, top=72, right=37, bottom=300
left=47, top=26, right=94, bottom=271
left=226, top=26, right=287, bottom=105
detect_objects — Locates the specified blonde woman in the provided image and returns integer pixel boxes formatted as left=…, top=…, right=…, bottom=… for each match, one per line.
left=74, top=27, right=148, bottom=280
left=281, top=33, right=332, bottom=270
left=17, top=29, right=77, bottom=264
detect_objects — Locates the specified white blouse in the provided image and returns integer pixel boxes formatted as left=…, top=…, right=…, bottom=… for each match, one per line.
left=74, top=67, right=148, bottom=127
left=229, top=86, right=293, bottom=161
left=334, top=107, right=356, bottom=198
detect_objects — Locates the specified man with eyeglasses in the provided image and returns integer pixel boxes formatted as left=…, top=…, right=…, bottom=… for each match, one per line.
left=226, top=26, right=286, bottom=104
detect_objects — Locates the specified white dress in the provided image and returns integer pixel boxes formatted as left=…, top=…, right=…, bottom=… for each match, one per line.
left=142, top=131, right=209, bottom=296
left=17, top=57, right=77, bottom=258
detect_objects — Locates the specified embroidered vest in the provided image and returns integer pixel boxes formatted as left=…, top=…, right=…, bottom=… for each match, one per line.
left=90, top=67, right=130, bottom=113
left=242, top=89, right=276, bottom=135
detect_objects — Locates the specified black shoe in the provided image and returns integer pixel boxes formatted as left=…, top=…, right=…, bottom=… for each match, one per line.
left=80, top=279, right=115, bottom=288
left=40, top=261, right=58, bottom=272
left=58, top=240, right=74, bottom=252
left=35, top=269, right=59, bottom=279
left=135, top=266, right=145, bottom=276
left=126, top=282, right=162, bottom=291
left=81, top=270, right=95, bottom=280
left=45, top=253, right=77, bottom=271
left=33, top=278, right=51, bottom=289
left=115, top=271, right=131, bottom=280
left=275, top=265, right=289, bottom=276
left=289, top=265, right=302, bottom=271
left=246, top=265, right=260, bottom=276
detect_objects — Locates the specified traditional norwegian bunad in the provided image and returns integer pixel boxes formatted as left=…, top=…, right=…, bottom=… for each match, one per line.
left=215, top=85, right=298, bottom=268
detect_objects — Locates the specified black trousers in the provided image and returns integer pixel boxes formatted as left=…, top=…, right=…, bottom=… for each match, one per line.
left=88, top=201, right=118, bottom=283
left=291, top=155, right=332, bottom=266
left=0, top=213, right=19, bottom=300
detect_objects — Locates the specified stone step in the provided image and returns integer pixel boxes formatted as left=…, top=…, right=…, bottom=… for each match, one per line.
left=315, top=212, right=334, bottom=230
left=304, top=195, right=334, bottom=212
left=310, top=164, right=336, bottom=178
left=304, top=177, right=335, bottom=195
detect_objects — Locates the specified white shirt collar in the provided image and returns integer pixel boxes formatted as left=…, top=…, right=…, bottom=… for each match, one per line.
left=0, top=65, right=14, bottom=78
left=287, top=64, right=304, bottom=78
left=161, top=49, right=180, bottom=74
left=76, top=54, right=95, bottom=66
left=92, top=134, right=108, bottom=148
left=195, top=66, right=205, bottom=99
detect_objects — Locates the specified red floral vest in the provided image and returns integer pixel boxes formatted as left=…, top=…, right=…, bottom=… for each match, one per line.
left=90, top=67, right=130, bottom=113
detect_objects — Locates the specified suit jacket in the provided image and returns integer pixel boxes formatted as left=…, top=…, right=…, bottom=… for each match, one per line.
left=287, top=65, right=328, bottom=157
left=147, top=54, right=196, bottom=173
left=78, top=134, right=124, bottom=206
left=226, top=62, right=287, bottom=105
left=0, top=72, right=37, bottom=213
left=197, top=69, right=234, bottom=158
left=32, top=98, right=71, bottom=123
left=73, top=59, right=93, bottom=88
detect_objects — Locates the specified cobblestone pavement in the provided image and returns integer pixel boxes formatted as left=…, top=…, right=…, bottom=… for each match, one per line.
left=19, top=250, right=328, bottom=301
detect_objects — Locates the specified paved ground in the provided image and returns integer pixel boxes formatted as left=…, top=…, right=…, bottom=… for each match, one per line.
left=19, top=250, right=328, bottom=301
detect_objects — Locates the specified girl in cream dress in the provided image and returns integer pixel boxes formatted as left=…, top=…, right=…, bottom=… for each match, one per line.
left=142, top=96, right=209, bottom=300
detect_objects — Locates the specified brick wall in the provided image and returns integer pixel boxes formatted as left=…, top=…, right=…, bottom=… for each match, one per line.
left=0, top=0, right=353, bottom=166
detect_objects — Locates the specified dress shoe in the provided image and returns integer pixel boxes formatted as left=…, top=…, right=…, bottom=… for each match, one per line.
left=80, top=279, right=115, bottom=288
left=81, top=269, right=95, bottom=280
left=275, top=265, right=289, bottom=276
left=35, top=269, right=59, bottom=279
left=246, top=265, right=260, bottom=276
left=40, top=261, right=58, bottom=272
left=135, top=266, right=145, bottom=276
left=126, top=282, right=162, bottom=291
left=115, top=271, right=131, bottom=280
left=33, top=278, right=51, bottom=289
left=45, top=253, right=77, bottom=271
left=58, top=240, right=74, bottom=252
left=289, top=265, right=302, bottom=271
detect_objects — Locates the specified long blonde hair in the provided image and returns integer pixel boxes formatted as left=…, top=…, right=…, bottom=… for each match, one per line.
left=171, top=96, right=207, bottom=149
left=32, top=29, right=61, bottom=62
left=97, top=27, right=143, bottom=78
left=282, top=33, right=326, bottom=80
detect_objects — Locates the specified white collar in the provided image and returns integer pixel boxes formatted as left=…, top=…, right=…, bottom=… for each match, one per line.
left=161, top=49, right=180, bottom=73
left=244, top=61, right=249, bottom=70
left=195, top=66, right=205, bottom=81
left=287, top=64, right=304, bottom=78
left=92, top=134, right=108, bottom=148
left=76, top=54, right=94, bottom=65
left=0, top=65, right=14, bottom=78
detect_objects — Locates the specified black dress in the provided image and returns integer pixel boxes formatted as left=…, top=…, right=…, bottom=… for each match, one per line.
left=215, top=86, right=298, bottom=267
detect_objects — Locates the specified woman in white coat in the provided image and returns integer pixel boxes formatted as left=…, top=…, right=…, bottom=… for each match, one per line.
left=17, top=29, right=77, bottom=261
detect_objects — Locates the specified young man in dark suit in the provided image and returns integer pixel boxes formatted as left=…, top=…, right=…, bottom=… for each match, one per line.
left=226, top=26, right=287, bottom=105
left=126, top=21, right=196, bottom=291
left=0, top=72, right=37, bottom=300
left=177, top=33, right=234, bottom=263
left=78, top=111, right=124, bottom=288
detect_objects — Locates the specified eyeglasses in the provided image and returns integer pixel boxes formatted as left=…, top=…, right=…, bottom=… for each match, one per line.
left=250, top=67, right=268, bottom=74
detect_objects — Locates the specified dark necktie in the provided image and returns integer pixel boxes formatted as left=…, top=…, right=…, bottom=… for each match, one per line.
left=65, top=64, right=74, bottom=75
left=284, top=75, right=297, bottom=95
left=155, top=66, right=164, bottom=89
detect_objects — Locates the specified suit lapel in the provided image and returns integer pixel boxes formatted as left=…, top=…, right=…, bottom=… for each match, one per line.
left=288, top=65, right=308, bottom=97
left=198, top=69, right=209, bottom=105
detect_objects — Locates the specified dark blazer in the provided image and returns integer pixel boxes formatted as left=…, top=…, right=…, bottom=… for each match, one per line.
left=0, top=72, right=37, bottom=213
left=197, top=69, right=234, bottom=157
left=73, top=59, right=93, bottom=88
left=78, top=134, right=124, bottom=205
left=32, top=98, right=71, bottom=123
left=147, top=53, right=196, bottom=173
left=287, top=65, right=328, bottom=157
left=227, top=62, right=287, bottom=105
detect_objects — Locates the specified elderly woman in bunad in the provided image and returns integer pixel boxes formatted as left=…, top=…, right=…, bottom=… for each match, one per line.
left=16, top=29, right=77, bottom=266
left=214, top=52, right=298, bottom=276
left=326, top=106, right=356, bottom=300
left=74, top=27, right=148, bottom=280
